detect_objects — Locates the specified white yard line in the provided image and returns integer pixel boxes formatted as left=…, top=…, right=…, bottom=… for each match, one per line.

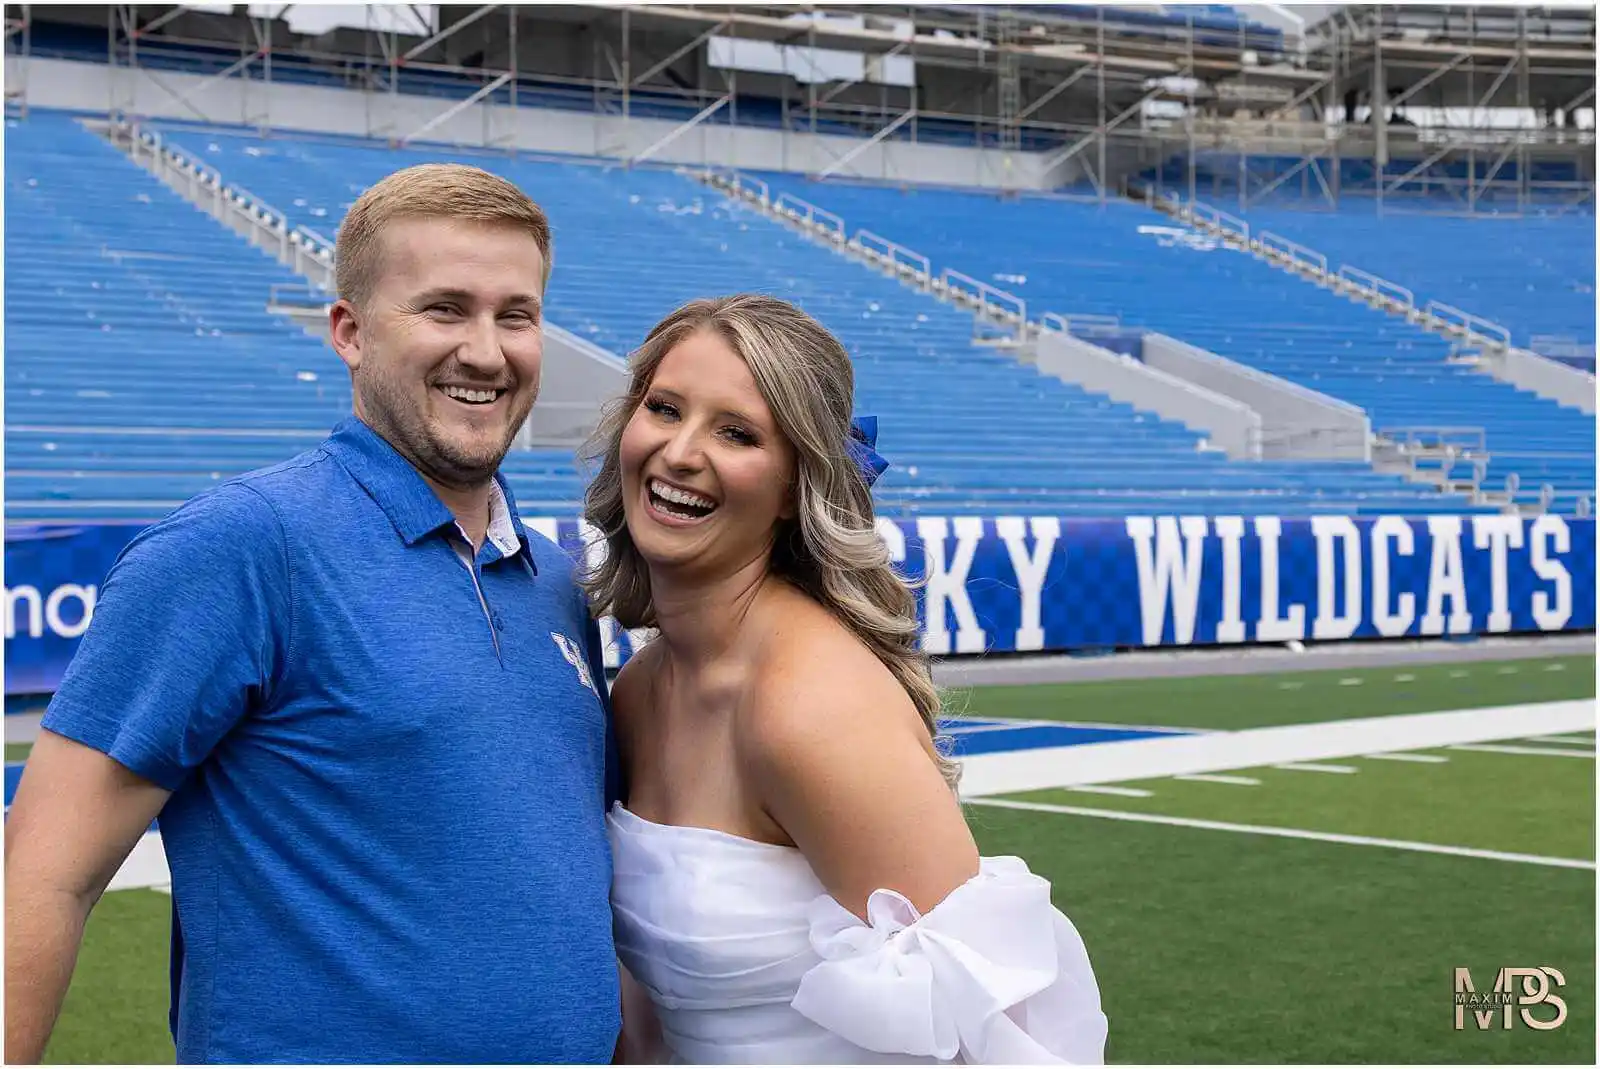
left=1064, top=785, right=1154, bottom=798
left=956, top=700, right=1597, bottom=798
left=969, top=797, right=1596, bottom=871
left=1365, top=753, right=1450, bottom=764
left=1274, top=763, right=1359, bottom=774
left=943, top=721, right=1047, bottom=736
left=5, top=713, right=44, bottom=745
left=1449, top=743, right=1596, bottom=759
left=1174, top=774, right=1260, bottom=786
left=1520, top=734, right=1596, bottom=747
left=107, top=832, right=170, bottom=892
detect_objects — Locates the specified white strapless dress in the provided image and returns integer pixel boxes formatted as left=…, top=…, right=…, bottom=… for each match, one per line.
left=607, top=803, right=1108, bottom=1064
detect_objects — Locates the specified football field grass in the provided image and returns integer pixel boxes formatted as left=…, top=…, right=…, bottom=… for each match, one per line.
left=22, top=652, right=1595, bottom=1064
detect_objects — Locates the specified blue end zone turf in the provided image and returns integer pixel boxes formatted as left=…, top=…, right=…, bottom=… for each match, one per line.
left=945, top=724, right=1193, bottom=757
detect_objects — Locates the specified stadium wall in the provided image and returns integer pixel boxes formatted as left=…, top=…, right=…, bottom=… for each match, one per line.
left=6, top=514, right=1593, bottom=691
left=1034, top=328, right=1263, bottom=460
left=17, top=57, right=1057, bottom=190
left=1140, top=334, right=1373, bottom=462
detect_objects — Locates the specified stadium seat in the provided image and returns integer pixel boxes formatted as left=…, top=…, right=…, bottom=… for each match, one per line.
left=138, top=118, right=1489, bottom=520
left=4, top=109, right=1493, bottom=521
left=747, top=173, right=1596, bottom=513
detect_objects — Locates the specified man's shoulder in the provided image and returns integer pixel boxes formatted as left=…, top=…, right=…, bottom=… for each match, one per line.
left=141, top=447, right=333, bottom=546
left=222, top=444, right=345, bottom=514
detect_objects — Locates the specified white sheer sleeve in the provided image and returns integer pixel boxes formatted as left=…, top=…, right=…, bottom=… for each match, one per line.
left=789, top=856, right=1108, bottom=1064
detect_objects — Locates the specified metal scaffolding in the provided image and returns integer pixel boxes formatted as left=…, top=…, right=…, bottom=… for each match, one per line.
left=5, top=3, right=1593, bottom=214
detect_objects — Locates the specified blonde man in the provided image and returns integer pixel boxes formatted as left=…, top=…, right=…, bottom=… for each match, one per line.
left=5, top=164, right=621, bottom=1064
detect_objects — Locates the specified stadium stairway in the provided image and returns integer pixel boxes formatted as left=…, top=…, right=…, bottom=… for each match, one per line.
left=1137, top=191, right=1599, bottom=400
left=115, top=116, right=1492, bottom=521
left=735, top=173, right=1596, bottom=516
left=1236, top=206, right=1596, bottom=354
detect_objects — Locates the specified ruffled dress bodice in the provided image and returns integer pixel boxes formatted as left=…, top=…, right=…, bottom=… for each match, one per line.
left=607, top=803, right=1108, bottom=1064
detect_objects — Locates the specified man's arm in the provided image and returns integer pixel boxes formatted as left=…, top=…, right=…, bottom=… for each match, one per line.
left=4, top=482, right=291, bottom=1063
left=5, top=732, right=173, bottom=1063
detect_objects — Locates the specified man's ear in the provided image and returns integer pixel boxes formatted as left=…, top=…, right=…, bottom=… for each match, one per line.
left=329, top=299, right=363, bottom=373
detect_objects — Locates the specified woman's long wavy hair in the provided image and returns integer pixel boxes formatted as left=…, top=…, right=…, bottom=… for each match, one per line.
left=581, top=294, right=959, bottom=790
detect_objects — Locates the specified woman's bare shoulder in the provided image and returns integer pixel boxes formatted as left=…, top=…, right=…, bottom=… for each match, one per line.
left=735, top=588, right=975, bottom=918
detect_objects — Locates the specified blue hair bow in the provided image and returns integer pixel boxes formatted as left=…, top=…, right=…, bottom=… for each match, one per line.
left=847, top=416, right=889, bottom=489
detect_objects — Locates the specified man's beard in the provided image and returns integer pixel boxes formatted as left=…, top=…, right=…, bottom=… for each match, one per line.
left=356, top=370, right=530, bottom=490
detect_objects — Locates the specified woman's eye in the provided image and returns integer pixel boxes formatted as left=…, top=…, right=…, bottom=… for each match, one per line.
left=645, top=398, right=678, bottom=419
left=721, top=427, right=756, bottom=446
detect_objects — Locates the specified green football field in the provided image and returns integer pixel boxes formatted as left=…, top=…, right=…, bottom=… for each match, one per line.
left=20, top=651, right=1596, bottom=1064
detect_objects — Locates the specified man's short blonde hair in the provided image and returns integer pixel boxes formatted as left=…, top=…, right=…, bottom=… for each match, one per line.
left=334, top=162, right=553, bottom=308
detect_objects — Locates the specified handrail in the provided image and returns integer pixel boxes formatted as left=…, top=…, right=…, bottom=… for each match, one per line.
left=774, top=192, right=845, bottom=241
left=732, top=172, right=770, bottom=207
left=853, top=229, right=931, bottom=280
left=1183, top=200, right=1250, bottom=244
left=131, top=119, right=335, bottom=266
left=1338, top=265, right=1414, bottom=308
left=941, top=269, right=1026, bottom=324
left=702, top=166, right=770, bottom=208
left=1142, top=189, right=1525, bottom=360
left=1040, top=311, right=1122, bottom=336
left=1377, top=425, right=1489, bottom=455
left=122, top=118, right=336, bottom=289
left=1257, top=230, right=1328, bottom=274
left=1424, top=301, right=1512, bottom=349
left=137, top=125, right=225, bottom=189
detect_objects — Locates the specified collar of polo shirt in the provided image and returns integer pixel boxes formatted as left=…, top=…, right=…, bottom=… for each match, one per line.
left=324, top=416, right=536, bottom=570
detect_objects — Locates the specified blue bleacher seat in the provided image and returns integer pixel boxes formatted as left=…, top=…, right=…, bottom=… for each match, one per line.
left=3, top=109, right=1503, bottom=522
left=748, top=172, right=1595, bottom=512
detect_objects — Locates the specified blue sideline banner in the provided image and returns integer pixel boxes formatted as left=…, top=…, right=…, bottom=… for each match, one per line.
left=5, top=514, right=1594, bottom=694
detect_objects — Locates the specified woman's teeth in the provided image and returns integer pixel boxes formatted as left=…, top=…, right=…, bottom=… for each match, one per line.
left=649, top=479, right=716, bottom=518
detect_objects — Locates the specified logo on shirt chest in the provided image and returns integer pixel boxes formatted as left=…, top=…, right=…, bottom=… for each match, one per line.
left=550, top=632, right=598, bottom=696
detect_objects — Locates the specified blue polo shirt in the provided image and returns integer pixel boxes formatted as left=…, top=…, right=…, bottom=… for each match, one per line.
left=41, top=418, right=622, bottom=1064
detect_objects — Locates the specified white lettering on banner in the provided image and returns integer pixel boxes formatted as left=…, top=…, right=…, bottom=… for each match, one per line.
left=1254, top=517, right=1306, bottom=642
left=1530, top=514, right=1573, bottom=630
left=1126, top=516, right=1208, bottom=645
left=522, top=517, right=561, bottom=545
left=574, top=519, right=656, bottom=670
left=4, top=584, right=96, bottom=640
left=1213, top=516, right=1246, bottom=644
left=6, top=585, right=43, bottom=640
left=996, top=517, right=1062, bottom=652
left=874, top=516, right=907, bottom=566
left=916, top=516, right=987, bottom=655
left=1311, top=517, right=1362, bottom=641
left=1370, top=515, right=1416, bottom=637
left=1472, top=516, right=1525, bottom=634
left=1422, top=516, right=1473, bottom=636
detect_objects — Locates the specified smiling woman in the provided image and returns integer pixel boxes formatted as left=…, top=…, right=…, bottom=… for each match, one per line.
left=579, top=293, right=1107, bottom=1065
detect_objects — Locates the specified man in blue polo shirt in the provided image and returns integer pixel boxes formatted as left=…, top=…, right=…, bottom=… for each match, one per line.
left=5, top=164, right=621, bottom=1063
